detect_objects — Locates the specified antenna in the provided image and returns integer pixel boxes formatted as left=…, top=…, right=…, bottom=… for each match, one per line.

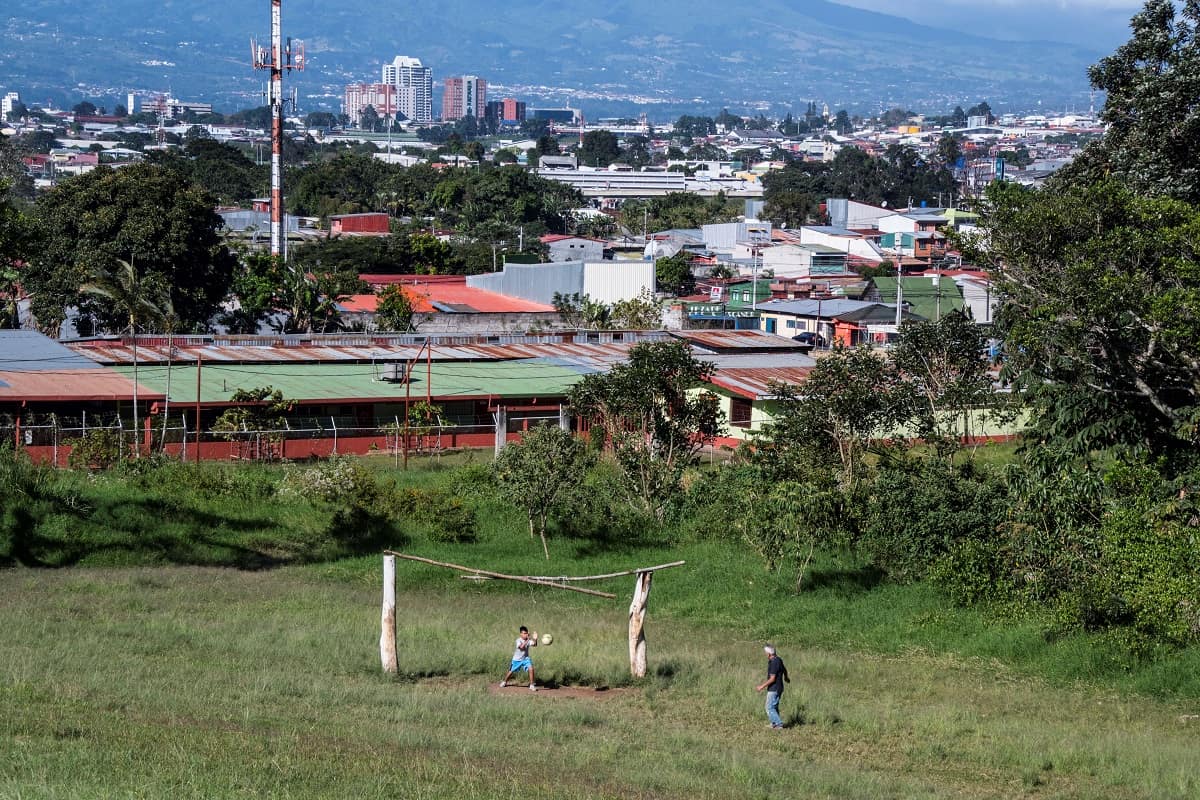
left=252, top=0, right=305, bottom=260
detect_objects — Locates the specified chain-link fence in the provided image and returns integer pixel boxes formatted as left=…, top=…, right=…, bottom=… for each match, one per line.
left=0, top=412, right=507, bottom=467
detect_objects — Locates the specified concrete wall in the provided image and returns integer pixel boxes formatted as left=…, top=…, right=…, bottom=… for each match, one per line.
left=761, top=245, right=813, bottom=278
left=702, top=222, right=771, bottom=251
left=412, top=311, right=565, bottom=334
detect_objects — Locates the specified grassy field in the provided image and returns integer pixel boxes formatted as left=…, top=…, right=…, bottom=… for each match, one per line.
left=3, top=453, right=1200, bottom=798
left=2, top=565, right=1199, bottom=799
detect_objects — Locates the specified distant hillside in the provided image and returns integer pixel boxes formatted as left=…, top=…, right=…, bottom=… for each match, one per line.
left=0, top=0, right=1101, bottom=116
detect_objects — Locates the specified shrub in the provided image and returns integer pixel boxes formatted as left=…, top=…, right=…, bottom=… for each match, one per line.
left=67, top=428, right=125, bottom=470
left=280, top=457, right=382, bottom=507
left=859, top=459, right=1008, bottom=585
left=392, top=487, right=477, bottom=543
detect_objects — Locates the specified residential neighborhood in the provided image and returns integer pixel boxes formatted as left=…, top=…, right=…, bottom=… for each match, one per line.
left=2, top=2, right=1199, bottom=797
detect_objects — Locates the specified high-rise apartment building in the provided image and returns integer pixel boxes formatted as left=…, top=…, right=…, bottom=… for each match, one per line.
left=441, top=75, right=487, bottom=121
left=1, top=91, right=20, bottom=119
left=344, top=83, right=397, bottom=125
left=382, top=56, right=432, bottom=123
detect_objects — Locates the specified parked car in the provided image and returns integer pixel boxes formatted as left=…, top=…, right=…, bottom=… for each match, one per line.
left=791, top=331, right=826, bottom=348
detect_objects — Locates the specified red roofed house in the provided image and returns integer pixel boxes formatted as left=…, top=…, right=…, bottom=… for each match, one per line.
left=341, top=275, right=557, bottom=333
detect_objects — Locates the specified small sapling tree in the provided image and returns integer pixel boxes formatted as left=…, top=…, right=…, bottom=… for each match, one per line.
left=493, top=424, right=593, bottom=559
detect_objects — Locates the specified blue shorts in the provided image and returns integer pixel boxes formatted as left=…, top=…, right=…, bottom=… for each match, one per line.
left=509, top=657, right=532, bottom=673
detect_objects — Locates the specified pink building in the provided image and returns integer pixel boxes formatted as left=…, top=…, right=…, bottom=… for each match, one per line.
left=344, top=83, right=397, bottom=125
left=441, top=76, right=487, bottom=121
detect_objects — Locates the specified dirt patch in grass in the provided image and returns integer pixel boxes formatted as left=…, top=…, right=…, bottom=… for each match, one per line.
left=488, top=682, right=632, bottom=699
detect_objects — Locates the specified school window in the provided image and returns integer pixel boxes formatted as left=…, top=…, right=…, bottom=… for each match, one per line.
left=730, top=398, right=753, bottom=427
left=786, top=320, right=796, bottom=328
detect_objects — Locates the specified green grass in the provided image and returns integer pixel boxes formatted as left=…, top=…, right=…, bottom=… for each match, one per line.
left=2, top=567, right=1199, bottom=799
left=3, top=454, right=1200, bottom=796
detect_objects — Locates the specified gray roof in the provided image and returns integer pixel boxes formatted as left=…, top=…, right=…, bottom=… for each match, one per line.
left=757, top=298, right=890, bottom=319
left=0, top=330, right=101, bottom=372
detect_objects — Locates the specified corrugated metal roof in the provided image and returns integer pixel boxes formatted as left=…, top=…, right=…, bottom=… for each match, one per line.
left=0, top=369, right=163, bottom=402
left=338, top=286, right=555, bottom=315
left=670, top=330, right=805, bottom=352
left=708, top=367, right=812, bottom=400
left=67, top=339, right=646, bottom=367
left=0, top=330, right=103, bottom=372
left=110, top=360, right=587, bottom=405
left=757, top=298, right=888, bottom=318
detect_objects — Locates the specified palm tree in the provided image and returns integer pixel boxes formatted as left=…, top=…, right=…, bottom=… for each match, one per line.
left=81, top=258, right=166, bottom=457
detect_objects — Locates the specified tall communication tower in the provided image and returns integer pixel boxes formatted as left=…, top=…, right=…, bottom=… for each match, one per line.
left=252, top=1, right=305, bottom=258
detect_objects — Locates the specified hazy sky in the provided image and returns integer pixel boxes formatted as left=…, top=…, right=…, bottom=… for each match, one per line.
left=837, top=0, right=1144, bottom=49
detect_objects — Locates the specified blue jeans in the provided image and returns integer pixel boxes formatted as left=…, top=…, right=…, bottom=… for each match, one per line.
left=765, top=691, right=783, bottom=727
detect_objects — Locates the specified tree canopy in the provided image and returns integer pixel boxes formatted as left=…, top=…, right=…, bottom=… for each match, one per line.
left=1058, top=0, right=1200, bottom=202
left=27, top=163, right=236, bottom=334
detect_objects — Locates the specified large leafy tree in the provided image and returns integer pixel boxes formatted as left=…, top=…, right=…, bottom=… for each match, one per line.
left=655, top=251, right=696, bottom=296
left=569, top=341, right=723, bottom=519
left=1060, top=0, right=1200, bottom=202
left=27, top=163, right=236, bottom=334
left=976, top=179, right=1200, bottom=460
left=288, top=152, right=391, bottom=218
left=0, top=182, right=34, bottom=329
left=577, top=130, right=621, bottom=168
left=148, top=138, right=267, bottom=205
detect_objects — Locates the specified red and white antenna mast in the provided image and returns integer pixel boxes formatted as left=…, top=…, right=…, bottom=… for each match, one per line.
left=252, top=1, right=305, bottom=259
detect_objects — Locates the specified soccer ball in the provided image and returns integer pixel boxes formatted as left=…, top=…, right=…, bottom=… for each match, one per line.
left=540, top=633, right=553, bottom=646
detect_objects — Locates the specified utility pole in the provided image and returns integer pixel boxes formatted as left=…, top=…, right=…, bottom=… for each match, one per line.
left=252, top=1, right=304, bottom=259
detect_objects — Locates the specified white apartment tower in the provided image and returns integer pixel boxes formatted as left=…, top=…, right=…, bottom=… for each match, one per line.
left=1, top=91, right=20, bottom=119
left=382, top=55, right=432, bottom=123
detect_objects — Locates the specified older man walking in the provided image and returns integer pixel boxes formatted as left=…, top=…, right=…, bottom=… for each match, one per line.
left=755, top=644, right=789, bottom=729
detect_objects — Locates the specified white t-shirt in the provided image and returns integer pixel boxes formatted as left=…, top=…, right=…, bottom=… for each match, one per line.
left=512, top=635, right=536, bottom=661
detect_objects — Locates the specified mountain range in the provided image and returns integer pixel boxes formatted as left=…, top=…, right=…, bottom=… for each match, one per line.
left=0, top=1, right=1109, bottom=118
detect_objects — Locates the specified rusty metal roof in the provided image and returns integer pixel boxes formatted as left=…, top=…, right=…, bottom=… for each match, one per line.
left=669, top=329, right=807, bottom=353
left=65, top=338, right=659, bottom=368
left=0, top=369, right=164, bottom=402
left=0, top=331, right=163, bottom=402
left=708, top=366, right=812, bottom=400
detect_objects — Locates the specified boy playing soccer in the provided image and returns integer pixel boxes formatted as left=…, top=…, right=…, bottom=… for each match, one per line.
left=500, top=625, right=539, bottom=691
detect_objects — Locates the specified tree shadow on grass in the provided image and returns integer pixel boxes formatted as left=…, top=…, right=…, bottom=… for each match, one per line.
left=802, top=564, right=886, bottom=596
left=5, top=494, right=403, bottom=571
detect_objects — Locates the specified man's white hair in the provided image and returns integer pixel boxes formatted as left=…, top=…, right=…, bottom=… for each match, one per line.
left=763, top=644, right=776, bottom=655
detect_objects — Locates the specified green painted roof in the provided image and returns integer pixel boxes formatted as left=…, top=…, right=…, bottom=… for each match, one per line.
left=113, top=360, right=586, bottom=406
left=872, top=277, right=964, bottom=322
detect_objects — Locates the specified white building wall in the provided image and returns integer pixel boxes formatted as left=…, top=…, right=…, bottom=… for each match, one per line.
left=582, top=261, right=656, bottom=305
left=761, top=245, right=814, bottom=279
left=877, top=214, right=919, bottom=235
left=702, top=221, right=772, bottom=251
left=798, top=228, right=885, bottom=262
left=956, top=277, right=997, bottom=325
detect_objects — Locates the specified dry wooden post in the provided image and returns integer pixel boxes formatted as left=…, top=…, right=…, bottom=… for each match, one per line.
left=380, top=554, right=398, bottom=674
left=494, top=406, right=508, bottom=456
left=628, top=569, right=654, bottom=678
